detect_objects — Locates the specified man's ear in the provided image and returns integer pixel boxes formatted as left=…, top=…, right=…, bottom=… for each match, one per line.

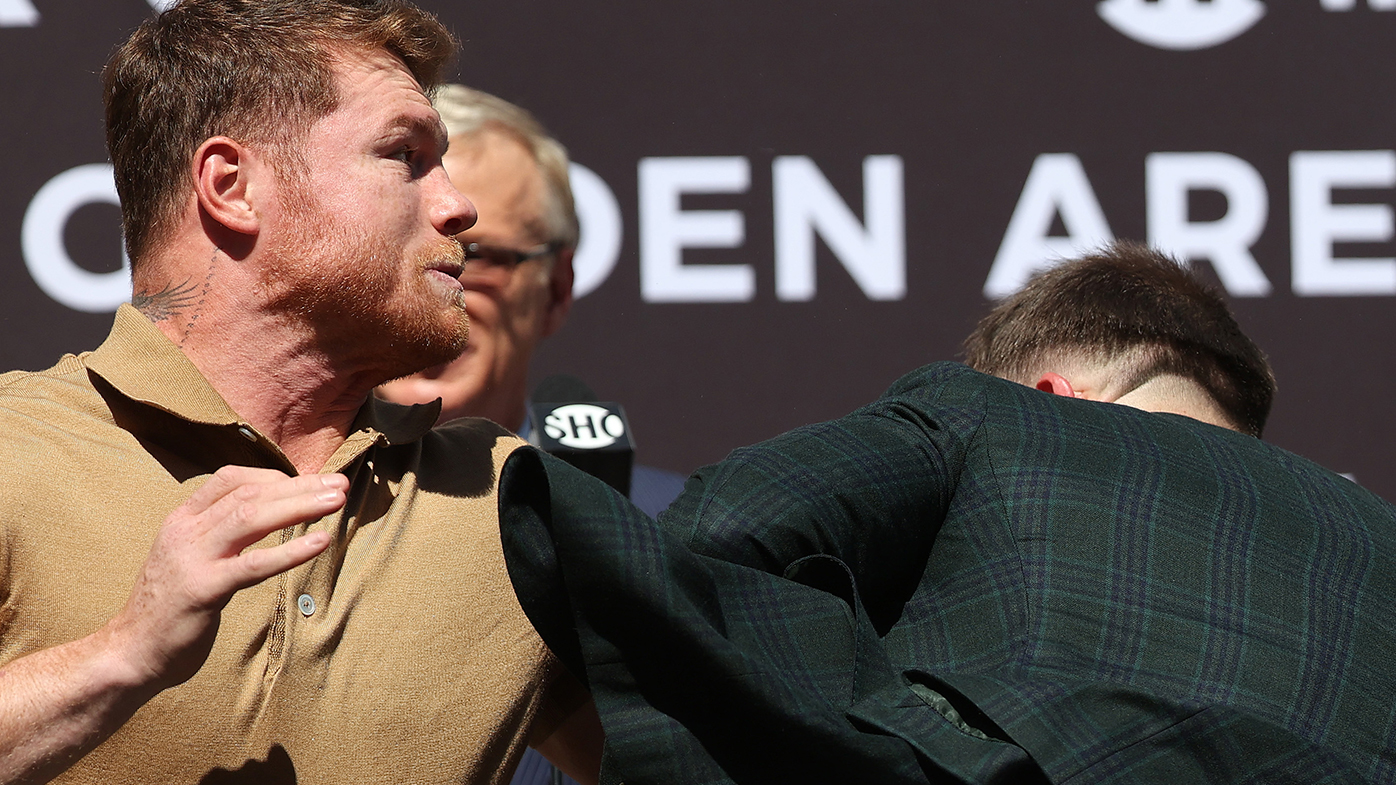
left=541, top=246, right=575, bottom=338
left=192, top=136, right=261, bottom=237
left=1035, top=372, right=1081, bottom=398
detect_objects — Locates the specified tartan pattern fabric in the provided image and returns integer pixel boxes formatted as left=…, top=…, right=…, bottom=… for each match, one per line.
left=499, top=363, right=1396, bottom=784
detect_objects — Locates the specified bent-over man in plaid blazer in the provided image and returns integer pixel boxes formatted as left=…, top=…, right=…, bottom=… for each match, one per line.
left=497, top=247, right=1394, bottom=784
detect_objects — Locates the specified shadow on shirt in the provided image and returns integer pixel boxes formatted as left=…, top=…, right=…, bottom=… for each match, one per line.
left=200, top=744, right=296, bottom=785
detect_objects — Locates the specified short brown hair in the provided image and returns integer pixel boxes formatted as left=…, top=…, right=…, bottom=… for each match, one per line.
left=103, top=0, right=457, bottom=267
left=963, top=242, right=1276, bottom=437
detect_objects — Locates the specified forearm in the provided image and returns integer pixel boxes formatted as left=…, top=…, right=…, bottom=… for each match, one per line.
left=0, top=624, right=157, bottom=785
left=655, top=383, right=978, bottom=633
left=673, top=411, right=956, bottom=573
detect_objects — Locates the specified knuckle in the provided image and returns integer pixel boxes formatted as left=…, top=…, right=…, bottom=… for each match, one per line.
left=238, top=548, right=267, bottom=573
left=230, top=483, right=262, bottom=503
left=212, top=464, right=245, bottom=484
left=233, top=501, right=260, bottom=526
left=159, top=509, right=188, bottom=532
left=232, top=549, right=279, bottom=587
left=155, top=517, right=198, bottom=551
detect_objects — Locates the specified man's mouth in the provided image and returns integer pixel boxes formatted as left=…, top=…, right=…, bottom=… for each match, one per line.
left=429, top=259, right=465, bottom=279
left=423, top=239, right=467, bottom=293
left=425, top=259, right=466, bottom=294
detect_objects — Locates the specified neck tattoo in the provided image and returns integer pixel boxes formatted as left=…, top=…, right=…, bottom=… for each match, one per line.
left=131, top=249, right=220, bottom=346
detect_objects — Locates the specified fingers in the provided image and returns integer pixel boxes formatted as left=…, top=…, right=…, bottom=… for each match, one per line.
left=197, top=473, right=348, bottom=557
left=152, top=470, right=349, bottom=606
left=225, top=530, right=332, bottom=591
left=175, top=464, right=300, bottom=517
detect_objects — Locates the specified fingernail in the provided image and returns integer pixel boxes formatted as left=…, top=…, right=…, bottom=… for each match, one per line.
left=316, top=489, right=342, bottom=503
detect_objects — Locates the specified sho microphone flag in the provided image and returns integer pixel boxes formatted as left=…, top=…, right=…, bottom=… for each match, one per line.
left=529, top=374, right=634, bottom=496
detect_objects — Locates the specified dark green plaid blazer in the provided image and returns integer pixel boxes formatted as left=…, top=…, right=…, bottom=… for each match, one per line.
left=499, top=363, right=1396, bottom=784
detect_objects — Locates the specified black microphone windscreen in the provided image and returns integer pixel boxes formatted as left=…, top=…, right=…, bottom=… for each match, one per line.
left=529, top=374, right=631, bottom=496
left=532, top=374, right=598, bottom=404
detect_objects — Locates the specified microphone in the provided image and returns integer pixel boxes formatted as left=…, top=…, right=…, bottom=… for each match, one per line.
left=529, top=375, right=634, bottom=496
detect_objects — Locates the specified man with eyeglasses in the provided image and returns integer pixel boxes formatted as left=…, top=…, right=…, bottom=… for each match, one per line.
left=377, top=86, right=684, bottom=785
left=379, top=86, right=685, bottom=517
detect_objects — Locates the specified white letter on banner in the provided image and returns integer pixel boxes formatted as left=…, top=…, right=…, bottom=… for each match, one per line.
left=1291, top=151, right=1396, bottom=296
left=773, top=155, right=905, bottom=301
left=985, top=154, right=1114, bottom=299
left=639, top=157, right=752, bottom=303
left=1318, top=0, right=1393, bottom=9
left=568, top=163, right=622, bottom=299
left=0, top=0, right=39, bottom=26
left=22, top=164, right=131, bottom=313
left=1147, top=152, right=1272, bottom=296
left=1096, top=0, right=1265, bottom=51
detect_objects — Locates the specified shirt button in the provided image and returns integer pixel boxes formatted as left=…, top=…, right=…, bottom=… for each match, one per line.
left=237, top=426, right=257, bottom=442
left=297, top=594, right=316, bottom=617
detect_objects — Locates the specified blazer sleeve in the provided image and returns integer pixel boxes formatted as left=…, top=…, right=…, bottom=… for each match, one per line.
left=659, top=362, right=988, bottom=632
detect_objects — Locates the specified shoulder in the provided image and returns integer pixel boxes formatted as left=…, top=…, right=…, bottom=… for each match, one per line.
left=0, top=352, right=113, bottom=434
left=429, top=415, right=522, bottom=445
left=842, top=362, right=1002, bottom=451
left=882, top=361, right=999, bottom=399
left=890, top=363, right=1396, bottom=520
left=879, top=361, right=1025, bottom=424
left=409, top=417, right=530, bottom=495
left=423, top=415, right=529, bottom=461
left=0, top=353, right=95, bottom=401
left=976, top=375, right=1396, bottom=537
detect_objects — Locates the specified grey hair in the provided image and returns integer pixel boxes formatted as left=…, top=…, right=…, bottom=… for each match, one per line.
left=434, top=84, right=578, bottom=248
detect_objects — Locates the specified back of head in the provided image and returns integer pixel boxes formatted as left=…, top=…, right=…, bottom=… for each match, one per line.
left=104, top=0, right=457, bottom=268
left=433, top=84, right=578, bottom=248
left=963, top=242, right=1276, bottom=437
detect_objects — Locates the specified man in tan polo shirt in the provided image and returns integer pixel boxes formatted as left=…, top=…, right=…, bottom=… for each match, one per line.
left=0, top=1, right=600, bottom=783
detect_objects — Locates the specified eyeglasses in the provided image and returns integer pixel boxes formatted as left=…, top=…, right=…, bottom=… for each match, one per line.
left=463, top=241, right=562, bottom=269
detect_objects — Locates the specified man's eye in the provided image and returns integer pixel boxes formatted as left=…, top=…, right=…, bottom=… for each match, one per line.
left=389, top=147, right=415, bottom=164
left=464, top=245, right=512, bottom=266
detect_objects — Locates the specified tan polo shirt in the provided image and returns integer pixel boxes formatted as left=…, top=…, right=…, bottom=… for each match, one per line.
left=0, top=305, right=583, bottom=784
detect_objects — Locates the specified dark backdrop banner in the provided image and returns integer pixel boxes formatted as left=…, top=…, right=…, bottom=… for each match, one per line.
left=2, top=1, right=1393, bottom=497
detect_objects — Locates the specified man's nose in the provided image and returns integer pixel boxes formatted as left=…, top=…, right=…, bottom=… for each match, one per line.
left=434, top=170, right=477, bottom=237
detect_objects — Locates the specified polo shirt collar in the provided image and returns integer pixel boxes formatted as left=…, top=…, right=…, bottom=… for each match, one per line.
left=354, top=395, right=441, bottom=447
left=86, top=304, right=440, bottom=446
